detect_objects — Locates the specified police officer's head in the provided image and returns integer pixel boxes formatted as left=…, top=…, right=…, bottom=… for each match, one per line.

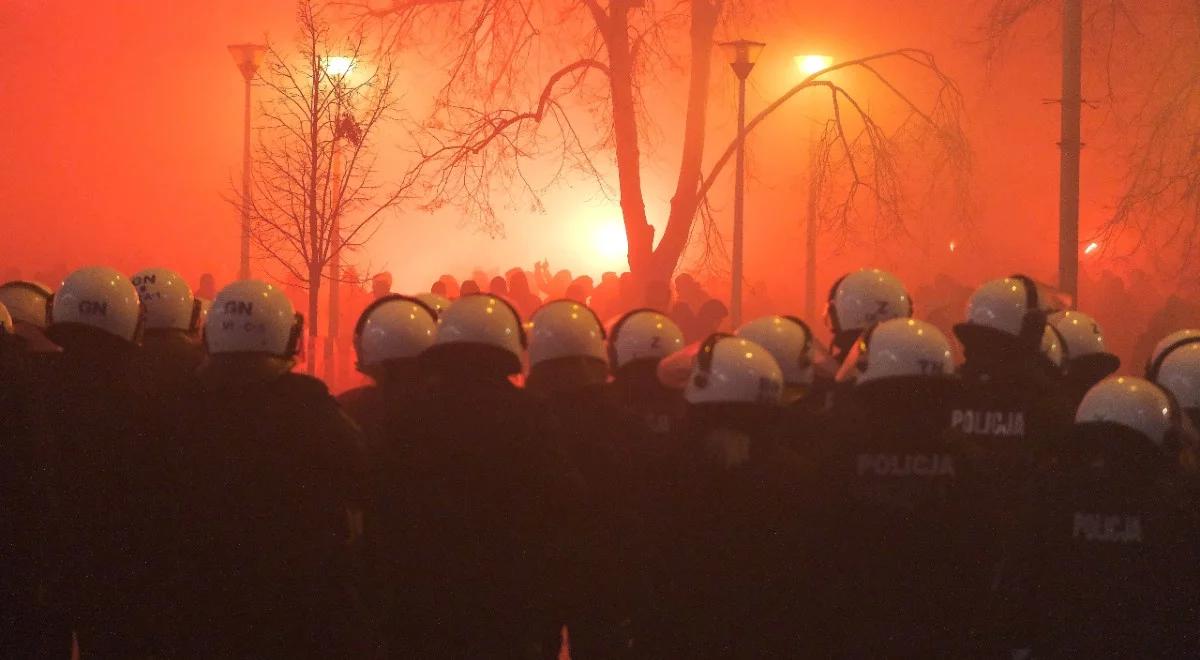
left=1048, top=310, right=1120, bottom=390
left=1147, top=330, right=1200, bottom=428
left=0, top=280, right=54, bottom=343
left=526, top=300, right=608, bottom=394
left=1074, top=376, right=1188, bottom=470
left=737, top=315, right=816, bottom=403
left=954, top=274, right=1050, bottom=365
left=47, top=266, right=144, bottom=354
left=607, top=308, right=685, bottom=382
left=836, top=318, right=954, bottom=390
left=353, top=294, right=438, bottom=386
left=131, top=267, right=203, bottom=338
left=203, top=280, right=303, bottom=377
left=421, top=293, right=525, bottom=381
left=825, top=268, right=912, bottom=360
left=684, top=334, right=784, bottom=462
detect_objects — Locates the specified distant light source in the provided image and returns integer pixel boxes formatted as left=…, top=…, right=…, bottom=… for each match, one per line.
left=795, top=54, right=834, bottom=77
left=949, top=240, right=957, bottom=252
left=1084, top=241, right=1099, bottom=255
left=594, top=221, right=628, bottom=260
left=323, top=56, right=356, bottom=78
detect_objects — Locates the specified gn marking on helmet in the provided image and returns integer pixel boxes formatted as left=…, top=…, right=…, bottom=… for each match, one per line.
left=131, top=274, right=157, bottom=287
left=950, top=409, right=1026, bottom=437
left=78, top=300, right=108, bottom=317
left=223, top=301, right=255, bottom=316
left=1072, top=513, right=1143, bottom=543
left=856, top=453, right=956, bottom=477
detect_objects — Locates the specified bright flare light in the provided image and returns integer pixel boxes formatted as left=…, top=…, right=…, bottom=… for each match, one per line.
left=1084, top=241, right=1100, bottom=255
left=323, top=56, right=356, bottom=78
left=594, top=221, right=628, bottom=261
left=795, top=54, right=834, bottom=77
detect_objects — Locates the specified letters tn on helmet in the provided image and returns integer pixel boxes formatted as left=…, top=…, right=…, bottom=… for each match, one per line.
left=50, top=266, right=143, bottom=343
left=826, top=269, right=912, bottom=334
left=434, top=293, right=526, bottom=361
left=1147, top=330, right=1200, bottom=411
left=837, top=318, right=954, bottom=385
left=132, top=267, right=200, bottom=332
left=607, top=309, right=684, bottom=370
left=685, top=334, right=784, bottom=405
left=354, top=295, right=438, bottom=369
left=1075, top=377, right=1177, bottom=448
left=736, top=315, right=815, bottom=387
left=528, top=300, right=607, bottom=368
left=0, top=281, right=53, bottom=329
left=204, top=280, right=302, bottom=357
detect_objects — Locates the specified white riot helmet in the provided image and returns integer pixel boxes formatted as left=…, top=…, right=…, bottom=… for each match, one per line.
left=826, top=269, right=913, bottom=335
left=837, top=318, right=954, bottom=385
left=607, top=308, right=685, bottom=370
left=204, top=280, right=302, bottom=357
left=685, top=334, right=784, bottom=405
left=956, top=274, right=1048, bottom=348
left=354, top=294, right=438, bottom=370
left=0, top=281, right=53, bottom=329
left=0, top=302, right=12, bottom=336
left=433, top=293, right=526, bottom=364
left=132, top=267, right=201, bottom=332
left=736, top=315, right=815, bottom=387
left=1048, top=310, right=1117, bottom=365
left=528, top=300, right=607, bottom=367
left=1075, top=377, right=1179, bottom=448
left=1147, top=330, right=1200, bottom=411
left=1041, top=325, right=1067, bottom=371
left=415, top=292, right=451, bottom=317
left=50, top=266, right=143, bottom=343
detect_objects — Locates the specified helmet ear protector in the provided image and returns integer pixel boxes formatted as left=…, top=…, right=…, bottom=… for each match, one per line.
left=1010, top=273, right=1047, bottom=350
left=463, top=292, right=528, bottom=349
left=285, top=313, right=304, bottom=358
left=692, top=332, right=734, bottom=390
left=351, top=293, right=439, bottom=357
left=782, top=315, right=815, bottom=369
left=1147, top=336, right=1200, bottom=383
left=825, top=275, right=848, bottom=334
left=606, top=306, right=657, bottom=367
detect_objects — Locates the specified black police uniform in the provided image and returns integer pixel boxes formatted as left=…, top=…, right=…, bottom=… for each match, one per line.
left=166, top=356, right=368, bottom=658
left=808, top=376, right=1000, bottom=656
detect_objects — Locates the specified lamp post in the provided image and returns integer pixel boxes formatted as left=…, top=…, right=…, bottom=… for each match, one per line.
left=719, top=39, right=765, bottom=328
left=227, top=43, right=267, bottom=281
left=794, top=54, right=833, bottom=321
left=322, top=56, right=355, bottom=387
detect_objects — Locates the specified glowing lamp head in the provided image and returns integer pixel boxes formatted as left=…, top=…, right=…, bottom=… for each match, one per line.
left=323, top=56, right=356, bottom=79
left=795, top=54, right=834, bottom=77
left=720, top=39, right=766, bottom=80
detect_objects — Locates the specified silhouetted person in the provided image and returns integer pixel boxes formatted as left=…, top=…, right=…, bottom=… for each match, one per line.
left=196, top=272, right=217, bottom=300
left=507, top=270, right=543, bottom=319
left=460, top=279, right=481, bottom=296
left=372, top=271, right=393, bottom=300
left=490, top=275, right=509, bottom=297
left=431, top=279, right=448, bottom=297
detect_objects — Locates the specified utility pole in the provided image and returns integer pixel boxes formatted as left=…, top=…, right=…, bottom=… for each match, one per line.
left=227, top=44, right=267, bottom=281
left=1058, top=0, right=1083, bottom=305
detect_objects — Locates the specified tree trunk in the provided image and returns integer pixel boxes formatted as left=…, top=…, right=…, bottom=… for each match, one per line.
left=648, top=0, right=719, bottom=284
left=604, top=7, right=655, bottom=280
left=306, top=36, right=322, bottom=375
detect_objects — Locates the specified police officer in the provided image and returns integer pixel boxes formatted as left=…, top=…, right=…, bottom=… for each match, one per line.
left=824, top=268, right=913, bottom=363
left=0, top=279, right=59, bottom=353
left=606, top=308, right=687, bottom=443
left=1048, top=310, right=1121, bottom=409
left=167, top=280, right=367, bottom=657
left=1147, top=329, right=1200, bottom=427
left=644, top=334, right=814, bottom=657
left=37, top=266, right=169, bottom=657
left=383, top=293, right=579, bottom=657
left=1030, top=377, right=1200, bottom=657
left=129, top=267, right=206, bottom=396
left=812, top=318, right=999, bottom=655
left=526, top=300, right=656, bottom=657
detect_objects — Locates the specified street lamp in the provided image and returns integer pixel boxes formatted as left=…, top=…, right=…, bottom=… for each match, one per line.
left=321, top=55, right=357, bottom=387
left=794, top=54, right=833, bottom=321
left=228, top=43, right=267, bottom=281
left=719, top=39, right=765, bottom=328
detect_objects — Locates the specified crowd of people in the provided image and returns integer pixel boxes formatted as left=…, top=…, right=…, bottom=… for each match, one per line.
left=2, top=263, right=1200, bottom=658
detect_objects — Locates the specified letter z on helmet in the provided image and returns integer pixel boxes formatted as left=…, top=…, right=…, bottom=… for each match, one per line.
left=50, top=266, right=143, bottom=343
left=685, top=334, right=784, bottom=405
left=837, top=318, right=954, bottom=385
left=132, top=267, right=201, bottom=332
left=204, top=280, right=303, bottom=357
left=826, top=268, right=913, bottom=335
left=607, top=309, right=685, bottom=370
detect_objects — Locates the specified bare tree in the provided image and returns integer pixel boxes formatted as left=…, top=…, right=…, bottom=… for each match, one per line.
left=981, top=0, right=1200, bottom=276
left=343, top=1, right=968, bottom=285
left=235, top=0, right=411, bottom=370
